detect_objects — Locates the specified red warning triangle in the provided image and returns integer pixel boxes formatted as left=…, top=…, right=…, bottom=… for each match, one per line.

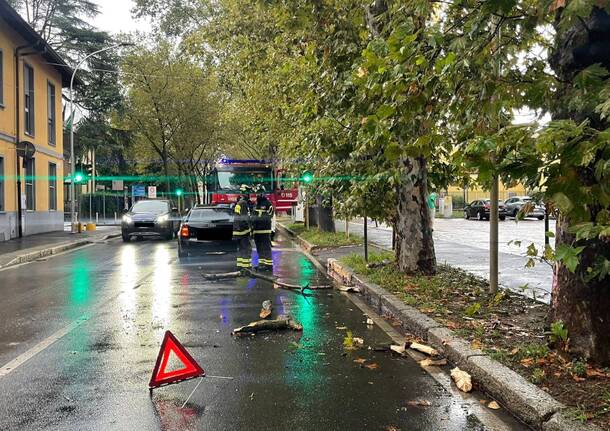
left=149, top=331, right=205, bottom=389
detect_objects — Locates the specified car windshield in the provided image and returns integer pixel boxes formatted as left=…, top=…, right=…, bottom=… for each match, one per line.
left=188, top=208, right=232, bottom=222
left=522, top=198, right=532, bottom=202
left=217, top=169, right=272, bottom=191
left=131, top=201, right=168, bottom=214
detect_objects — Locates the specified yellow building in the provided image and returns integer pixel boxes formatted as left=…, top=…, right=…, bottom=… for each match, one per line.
left=0, top=0, right=73, bottom=240
left=446, top=182, right=529, bottom=208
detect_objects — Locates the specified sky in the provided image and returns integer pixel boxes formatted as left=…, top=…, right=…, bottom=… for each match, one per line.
left=92, top=0, right=152, bottom=35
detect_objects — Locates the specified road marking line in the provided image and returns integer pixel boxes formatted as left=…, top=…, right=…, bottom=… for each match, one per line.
left=0, top=265, right=155, bottom=380
left=0, top=316, right=89, bottom=378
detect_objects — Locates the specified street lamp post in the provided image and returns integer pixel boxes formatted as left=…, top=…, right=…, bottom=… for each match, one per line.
left=69, top=42, right=130, bottom=233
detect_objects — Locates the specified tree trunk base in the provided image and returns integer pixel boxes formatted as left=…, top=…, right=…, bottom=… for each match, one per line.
left=394, top=156, right=436, bottom=275
left=551, top=218, right=610, bottom=365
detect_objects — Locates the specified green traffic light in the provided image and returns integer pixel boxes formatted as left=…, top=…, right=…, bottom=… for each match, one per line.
left=302, top=171, right=313, bottom=183
left=176, top=189, right=183, bottom=196
left=74, top=172, right=84, bottom=183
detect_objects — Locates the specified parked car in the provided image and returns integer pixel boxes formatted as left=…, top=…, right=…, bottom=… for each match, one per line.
left=464, top=199, right=507, bottom=221
left=178, top=205, right=237, bottom=259
left=504, top=196, right=545, bottom=220
left=121, top=199, right=180, bottom=241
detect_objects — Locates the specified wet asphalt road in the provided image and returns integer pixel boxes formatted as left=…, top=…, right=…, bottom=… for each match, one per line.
left=0, top=235, right=527, bottom=430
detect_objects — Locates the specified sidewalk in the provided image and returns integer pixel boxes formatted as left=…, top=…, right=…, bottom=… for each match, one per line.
left=0, top=226, right=120, bottom=269
left=335, top=219, right=553, bottom=303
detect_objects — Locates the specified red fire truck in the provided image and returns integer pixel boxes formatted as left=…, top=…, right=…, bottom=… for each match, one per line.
left=208, top=159, right=298, bottom=213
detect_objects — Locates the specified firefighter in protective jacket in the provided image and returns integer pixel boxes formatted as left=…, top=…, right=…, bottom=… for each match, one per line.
left=233, top=184, right=252, bottom=272
left=253, top=184, right=274, bottom=271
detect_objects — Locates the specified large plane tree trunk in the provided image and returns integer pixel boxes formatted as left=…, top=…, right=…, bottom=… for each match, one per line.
left=551, top=216, right=610, bottom=363
left=549, top=7, right=610, bottom=364
left=394, top=156, right=436, bottom=274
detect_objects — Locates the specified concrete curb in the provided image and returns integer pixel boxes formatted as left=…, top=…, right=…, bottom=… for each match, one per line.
left=324, top=257, right=601, bottom=431
left=276, top=223, right=317, bottom=253
left=0, top=232, right=121, bottom=269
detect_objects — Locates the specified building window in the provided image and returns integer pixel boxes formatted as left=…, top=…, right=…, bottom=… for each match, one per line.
left=0, top=50, right=4, bottom=106
left=25, top=158, right=35, bottom=210
left=48, top=163, right=57, bottom=210
left=48, top=82, right=56, bottom=145
left=0, top=156, right=4, bottom=211
left=24, top=64, right=35, bottom=135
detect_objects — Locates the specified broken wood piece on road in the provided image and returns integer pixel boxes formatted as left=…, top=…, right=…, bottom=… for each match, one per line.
left=338, top=285, right=362, bottom=293
left=232, top=315, right=303, bottom=335
left=202, top=271, right=241, bottom=280
left=419, top=358, right=447, bottom=367
left=390, top=344, right=407, bottom=356
left=409, top=342, right=439, bottom=357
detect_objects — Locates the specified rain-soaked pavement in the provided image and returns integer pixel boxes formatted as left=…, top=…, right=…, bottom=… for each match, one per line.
left=0, top=234, right=528, bottom=430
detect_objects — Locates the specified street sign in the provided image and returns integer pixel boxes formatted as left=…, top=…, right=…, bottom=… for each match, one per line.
left=148, top=186, right=157, bottom=199
left=111, top=180, right=124, bottom=191
left=149, top=331, right=205, bottom=391
left=132, top=185, right=146, bottom=197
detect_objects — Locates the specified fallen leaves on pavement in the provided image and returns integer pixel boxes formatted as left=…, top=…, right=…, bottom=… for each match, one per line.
left=353, top=358, right=367, bottom=364
left=365, top=363, right=379, bottom=370
left=259, top=300, right=272, bottom=319
left=343, top=331, right=356, bottom=350
left=451, top=367, right=473, bottom=392
left=487, top=401, right=500, bottom=410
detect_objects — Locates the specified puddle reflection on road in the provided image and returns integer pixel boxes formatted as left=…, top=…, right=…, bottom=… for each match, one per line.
left=153, top=398, right=202, bottom=431
left=152, top=246, right=172, bottom=330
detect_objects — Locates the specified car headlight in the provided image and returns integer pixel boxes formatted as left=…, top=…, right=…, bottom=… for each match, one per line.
left=122, top=215, right=132, bottom=223
left=157, top=214, right=169, bottom=223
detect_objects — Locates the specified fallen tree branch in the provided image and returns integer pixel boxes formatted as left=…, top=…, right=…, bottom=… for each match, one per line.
left=232, top=315, right=303, bottom=335
left=246, top=270, right=327, bottom=297
left=202, top=271, right=241, bottom=280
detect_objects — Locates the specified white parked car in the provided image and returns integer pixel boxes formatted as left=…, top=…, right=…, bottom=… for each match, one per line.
left=503, top=196, right=545, bottom=220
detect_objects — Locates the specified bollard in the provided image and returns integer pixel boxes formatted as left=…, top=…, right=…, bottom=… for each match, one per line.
left=96, top=212, right=99, bottom=224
